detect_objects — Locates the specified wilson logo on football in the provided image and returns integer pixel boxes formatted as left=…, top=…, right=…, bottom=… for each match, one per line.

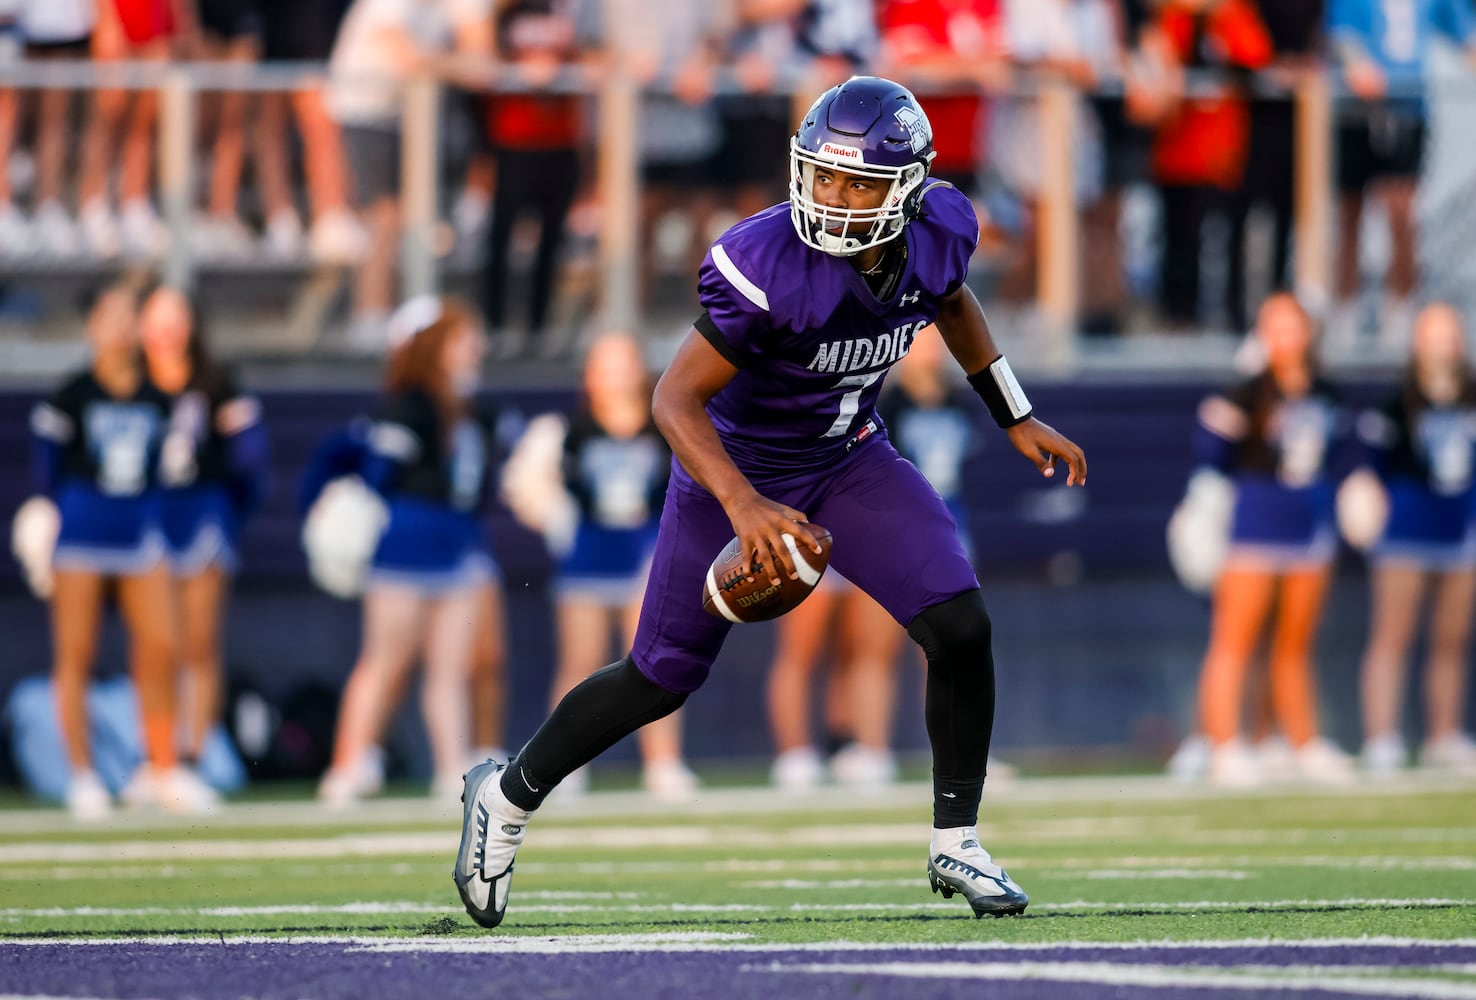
left=819, top=142, right=864, bottom=163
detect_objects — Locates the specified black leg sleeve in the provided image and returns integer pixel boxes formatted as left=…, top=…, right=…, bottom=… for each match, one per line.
left=908, top=590, right=997, bottom=829
left=499, top=655, right=687, bottom=811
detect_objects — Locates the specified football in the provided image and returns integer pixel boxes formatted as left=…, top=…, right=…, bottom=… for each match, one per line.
left=701, top=525, right=834, bottom=622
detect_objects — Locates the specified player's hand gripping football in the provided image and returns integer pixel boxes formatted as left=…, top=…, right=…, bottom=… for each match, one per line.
left=722, top=491, right=826, bottom=587
left=1006, top=417, right=1088, bottom=486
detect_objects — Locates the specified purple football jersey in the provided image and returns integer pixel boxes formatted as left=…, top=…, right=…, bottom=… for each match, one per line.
left=690, top=180, right=978, bottom=485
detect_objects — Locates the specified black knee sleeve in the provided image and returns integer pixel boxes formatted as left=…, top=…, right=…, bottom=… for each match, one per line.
left=500, top=656, right=687, bottom=811
left=909, top=590, right=997, bottom=828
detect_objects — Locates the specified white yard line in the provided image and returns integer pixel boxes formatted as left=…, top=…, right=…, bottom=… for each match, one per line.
left=752, top=960, right=1476, bottom=998
left=0, top=897, right=1467, bottom=921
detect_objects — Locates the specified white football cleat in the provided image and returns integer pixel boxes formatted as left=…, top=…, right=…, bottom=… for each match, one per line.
left=454, top=759, right=528, bottom=929
left=927, top=826, right=1029, bottom=917
left=1421, top=731, right=1476, bottom=772
left=65, top=769, right=112, bottom=821
left=771, top=746, right=825, bottom=792
left=643, top=758, right=700, bottom=802
left=1361, top=732, right=1408, bottom=777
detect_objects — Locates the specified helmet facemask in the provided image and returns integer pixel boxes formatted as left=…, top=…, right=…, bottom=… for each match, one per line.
left=789, top=137, right=932, bottom=257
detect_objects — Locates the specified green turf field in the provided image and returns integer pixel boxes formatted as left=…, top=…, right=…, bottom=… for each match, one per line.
left=2, top=774, right=1473, bottom=945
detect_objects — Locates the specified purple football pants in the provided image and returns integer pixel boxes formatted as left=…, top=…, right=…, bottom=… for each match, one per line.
left=631, top=437, right=979, bottom=693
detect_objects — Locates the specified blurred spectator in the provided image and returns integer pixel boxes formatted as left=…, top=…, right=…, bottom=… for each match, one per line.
left=191, top=0, right=263, bottom=260
left=0, top=11, right=18, bottom=253
left=1356, top=302, right=1476, bottom=775
left=141, top=287, right=271, bottom=772
left=1134, top=0, right=1272, bottom=329
left=767, top=578, right=899, bottom=791
left=0, top=0, right=99, bottom=256
left=79, top=0, right=185, bottom=258
left=1328, top=0, right=1476, bottom=346
left=988, top=0, right=1122, bottom=313
left=327, top=0, right=494, bottom=347
left=713, top=0, right=879, bottom=226
left=479, top=0, right=598, bottom=360
left=505, top=334, right=697, bottom=800
left=27, top=282, right=215, bottom=818
left=878, top=0, right=1009, bottom=198
left=319, top=298, right=496, bottom=805
left=254, top=0, right=363, bottom=261
left=605, top=0, right=731, bottom=306
left=1226, top=0, right=1322, bottom=332
left=1189, top=294, right=1352, bottom=787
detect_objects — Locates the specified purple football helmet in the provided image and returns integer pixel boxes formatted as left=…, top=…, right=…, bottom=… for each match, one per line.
left=790, top=76, right=936, bottom=256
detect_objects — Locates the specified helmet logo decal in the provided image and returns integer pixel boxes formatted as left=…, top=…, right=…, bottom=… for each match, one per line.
left=894, top=106, right=929, bottom=155
left=819, top=142, right=864, bottom=163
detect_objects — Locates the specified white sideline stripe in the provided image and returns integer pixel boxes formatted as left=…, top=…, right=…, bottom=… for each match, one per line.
left=1078, top=869, right=1251, bottom=880
left=781, top=534, right=822, bottom=586
left=711, top=244, right=769, bottom=311
left=704, top=564, right=742, bottom=623
left=7, top=934, right=1476, bottom=956
left=739, top=870, right=1251, bottom=889
left=758, top=961, right=1476, bottom=999
left=2, top=898, right=1467, bottom=920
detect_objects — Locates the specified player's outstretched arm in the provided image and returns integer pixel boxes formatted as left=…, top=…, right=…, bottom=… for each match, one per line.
left=934, top=285, right=1088, bottom=487
left=652, top=329, right=825, bottom=584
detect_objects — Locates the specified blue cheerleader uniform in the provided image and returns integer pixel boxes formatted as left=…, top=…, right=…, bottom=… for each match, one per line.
left=30, top=370, right=170, bottom=575
left=877, top=383, right=981, bottom=559
left=364, top=390, right=497, bottom=595
left=555, top=409, right=668, bottom=605
left=1358, top=380, right=1476, bottom=570
left=157, top=368, right=272, bottom=577
left=1195, top=373, right=1344, bottom=570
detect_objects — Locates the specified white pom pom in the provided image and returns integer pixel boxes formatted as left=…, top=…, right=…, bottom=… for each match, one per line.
left=1336, top=468, right=1389, bottom=552
left=11, top=496, right=59, bottom=599
left=1166, top=470, right=1235, bottom=594
left=301, top=476, right=389, bottom=598
left=500, top=413, right=580, bottom=554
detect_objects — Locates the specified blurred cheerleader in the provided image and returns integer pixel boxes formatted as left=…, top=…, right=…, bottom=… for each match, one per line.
left=1356, top=303, right=1476, bottom=775
left=503, top=334, right=697, bottom=800
left=140, top=287, right=270, bottom=792
left=1191, top=293, right=1354, bottom=786
left=26, top=283, right=207, bottom=818
left=318, top=298, right=499, bottom=804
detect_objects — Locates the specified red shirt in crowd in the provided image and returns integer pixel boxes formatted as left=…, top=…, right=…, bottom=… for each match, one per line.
left=880, top=0, right=1007, bottom=175
left=1151, top=0, right=1273, bottom=189
left=485, top=0, right=583, bottom=151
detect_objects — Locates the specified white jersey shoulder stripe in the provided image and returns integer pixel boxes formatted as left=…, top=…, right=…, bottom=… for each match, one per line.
left=712, top=244, right=769, bottom=312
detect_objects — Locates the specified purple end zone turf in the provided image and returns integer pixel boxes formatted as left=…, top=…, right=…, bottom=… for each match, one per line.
left=3, top=941, right=1474, bottom=1000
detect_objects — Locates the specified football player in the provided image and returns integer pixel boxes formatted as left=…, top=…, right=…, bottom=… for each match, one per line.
left=455, top=76, right=1086, bottom=926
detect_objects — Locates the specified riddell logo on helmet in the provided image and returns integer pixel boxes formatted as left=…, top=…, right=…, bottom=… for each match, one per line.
left=819, top=143, right=864, bottom=163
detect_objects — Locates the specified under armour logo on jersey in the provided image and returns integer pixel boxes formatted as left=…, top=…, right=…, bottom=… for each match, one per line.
left=900, top=290, right=921, bottom=306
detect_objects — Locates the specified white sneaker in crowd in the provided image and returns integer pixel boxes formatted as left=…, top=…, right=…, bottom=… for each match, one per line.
left=192, top=214, right=257, bottom=262
left=1295, top=737, right=1357, bottom=785
left=120, top=199, right=168, bottom=258
left=1253, top=734, right=1298, bottom=778
left=1166, top=734, right=1211, bottom=783
left=317, top=748, right=385, bottom=810
left=642, top=758, right=700, bottom=802
left=1421, top=731, right=1476, bottom=773
left=0, top=202, right=32, bottom=256
left=79, top=199, right=121, bottom=258
left=32, top=201, right=80, bottom=257
left=771, top=746, right=825, bottom=792
left=1361, top=732, right=1408, bottom=777
left=157, top=766, right=221, bottom=813
left=263, top=209, right=306, bottom=259
left=542, top=765, right=588, bottom=805
left=452, top=188, right=489, bottom=244
left=829, top=742, right=898, bottom=789
left=309, top=208, right=368, bottom=265
left=65, top=769, right=113, bottom=821
left=1208, top=738, right=1263, bottom=788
